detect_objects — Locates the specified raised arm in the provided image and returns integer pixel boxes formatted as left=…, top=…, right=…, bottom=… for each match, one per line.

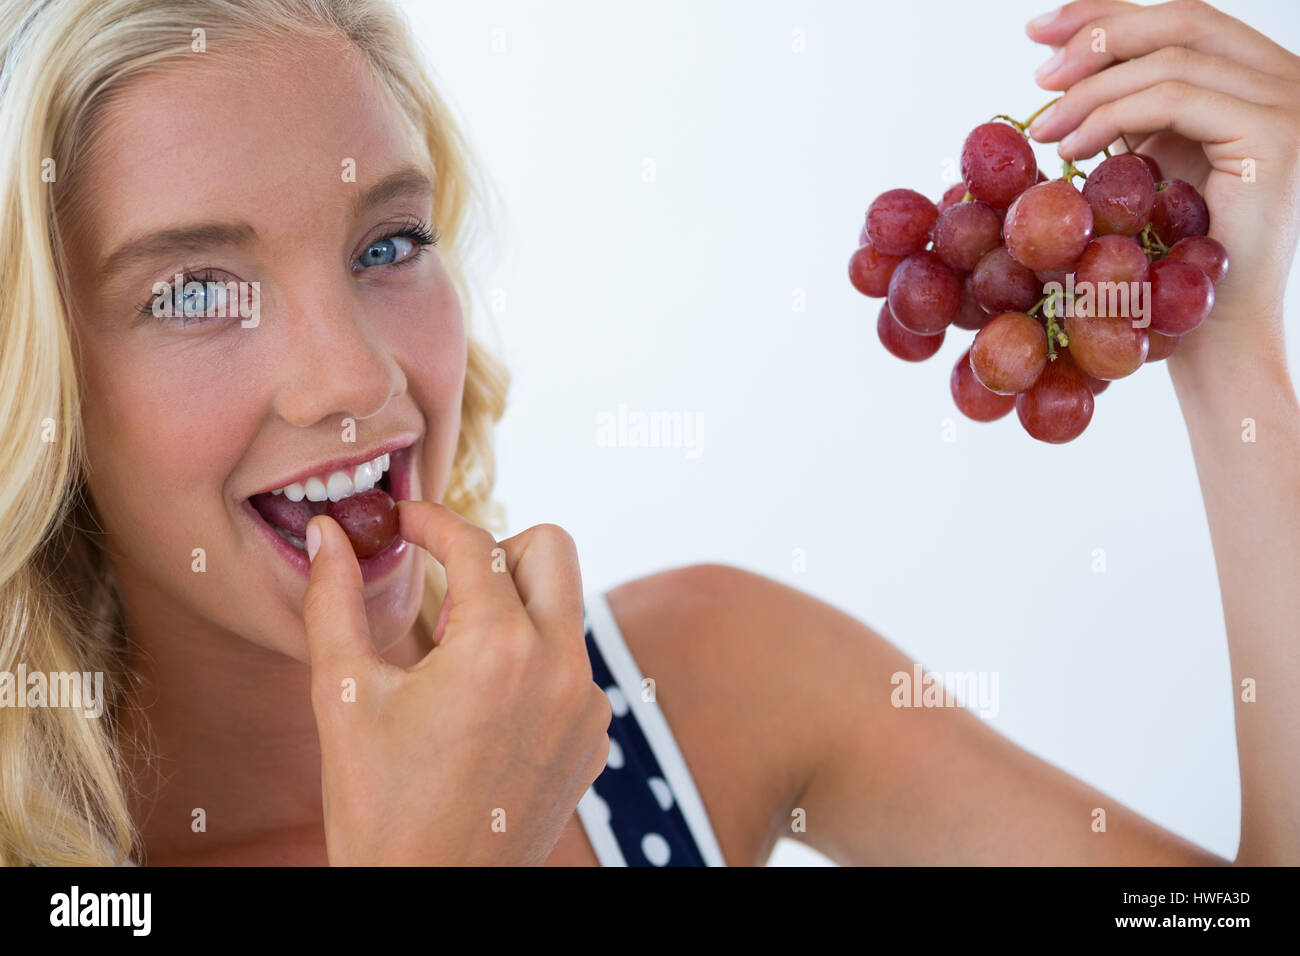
left=791, top=0, right=1300, bottom=865
left=1025, top=0, right=1300, bottom=864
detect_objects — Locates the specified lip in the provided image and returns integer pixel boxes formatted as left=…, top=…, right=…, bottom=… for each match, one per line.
left=247, top=434, right=419, bottom=499
left=241, top=443, right=417, bottom=583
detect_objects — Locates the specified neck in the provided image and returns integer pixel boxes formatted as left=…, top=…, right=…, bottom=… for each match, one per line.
left=111, top=561, right=431, bottom=863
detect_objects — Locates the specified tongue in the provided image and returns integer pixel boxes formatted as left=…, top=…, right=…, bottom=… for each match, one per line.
left=250, top=493, right=329, bottom=537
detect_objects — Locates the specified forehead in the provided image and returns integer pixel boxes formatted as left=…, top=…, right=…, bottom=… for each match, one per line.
left=75, top=33, right=424, bottom=248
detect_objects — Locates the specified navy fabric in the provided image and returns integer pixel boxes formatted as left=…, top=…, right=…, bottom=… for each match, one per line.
left=583, top=619, right=707, bottom=866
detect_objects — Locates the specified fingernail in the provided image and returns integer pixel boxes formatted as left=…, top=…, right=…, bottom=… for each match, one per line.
left=1059, top=130, right=1079, bottom=156
left=1029, top=7, right=1060, bottom=30
left=306, top=520, right=322, bottom=562
left=1035, top=47, right=1065, bottom=81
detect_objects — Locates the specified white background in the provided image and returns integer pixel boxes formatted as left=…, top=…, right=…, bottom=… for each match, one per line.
left=397, top=0, right=1300, bottom=865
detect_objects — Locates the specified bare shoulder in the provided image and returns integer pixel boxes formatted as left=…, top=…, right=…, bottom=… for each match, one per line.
left=602, top=562, right=888, bottom=865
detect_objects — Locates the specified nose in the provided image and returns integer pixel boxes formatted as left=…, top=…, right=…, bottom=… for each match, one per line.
left=271, top=278, right=407, bottom=428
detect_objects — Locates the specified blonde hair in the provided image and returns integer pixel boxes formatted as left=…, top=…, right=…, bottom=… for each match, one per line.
left=0, top=0, right=509, bottom=865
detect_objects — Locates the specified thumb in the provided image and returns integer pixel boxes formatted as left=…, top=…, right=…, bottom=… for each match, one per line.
left=301, top=514, right=376, bottom=677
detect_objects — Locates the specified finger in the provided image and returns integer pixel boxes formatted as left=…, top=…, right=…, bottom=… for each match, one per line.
left=1029, top=47, right=1290, bottom=143
left=1050, top=80, right=1277, bottom=161
left=492, top=523, right=586, bottom=655
left=1027, top=0, right=1136, bottom=47
left=1032, top=0, right=1300, bottom=92
left=395, top=499, right=526, bottom=638
left=301, top=514, right=380, bottom=681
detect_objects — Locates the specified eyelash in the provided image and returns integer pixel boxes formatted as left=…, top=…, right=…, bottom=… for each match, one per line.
left=135, top=218, right=441, bottom=322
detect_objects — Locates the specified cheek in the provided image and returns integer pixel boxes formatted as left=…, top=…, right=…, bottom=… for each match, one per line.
left=392, top=273, right=467, bottom=502
left=79, top=334, right=249, bottom=556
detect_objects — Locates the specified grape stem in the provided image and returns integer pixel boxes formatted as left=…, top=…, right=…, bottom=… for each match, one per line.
left=1138, top=222, right=1170, bottom=260
left=1029, top=291, right=1070, bottom=360
left=1061, top=159, right=1087, bottom=183
left=1121, top=134, right=1135, bottom=154
left=990, top=97, right=1060, bottom=135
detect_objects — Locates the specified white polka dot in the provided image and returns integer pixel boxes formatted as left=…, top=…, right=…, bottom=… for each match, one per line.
left=606, top=737, right=624, bottom=770
left=647, top=776, right=674, bottom=812
left=605, top=685, right=629, bottom=718
left=642, top=832, right=671, bottom=866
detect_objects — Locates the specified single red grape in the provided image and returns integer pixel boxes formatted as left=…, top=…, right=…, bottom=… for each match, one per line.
left=960, top=123, right=1038, bottom=208
left=866, top=188, right=939, bottom=256
left=951, top=347, right=1016, bottom=421
left=1151, top=179, right=1210, bottom=245
left=1073, top=235, right=1150, bottom=320
left=1167, top=235, right=1229, bottom=285
left=1015, top=355, right=1095, bottom=443
left=971, top=246, right=1040, bottom=314
left=326, top=488, right=399, bottom=559
left=1064, top=312, right=1149, bottom=380
left=970, top=311, right=1049, bottom=394
left=849, top=242, right=905, bottom=297
left=876, top=300, right=945, bottom=361
left=1082, top=154, right=1155, bottom=236
left=1149, top=259, right=1215, bottom=334
left=1004, top=180, right=1094, bottom=270
left=933, top=200, right=1003, bottom=272
left=887, top=250, right=961, bottom=335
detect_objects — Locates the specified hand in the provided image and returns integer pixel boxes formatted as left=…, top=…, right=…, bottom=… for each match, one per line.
left=1024, top=0, right=1300, bottom=357
left=300, top=501, right=611, bottom=865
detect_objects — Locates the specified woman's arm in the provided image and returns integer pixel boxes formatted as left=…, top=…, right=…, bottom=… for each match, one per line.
left=790, top=0, right=1300, bottom=865
left=1164, top=327, right=1300, bottom=864
left=1024, top=0, right=1300, bottom=864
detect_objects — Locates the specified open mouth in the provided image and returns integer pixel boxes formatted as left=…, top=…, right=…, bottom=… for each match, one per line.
left=249, top=459, right=396, bottom=550
left=241, top=443, right=416, bottom=579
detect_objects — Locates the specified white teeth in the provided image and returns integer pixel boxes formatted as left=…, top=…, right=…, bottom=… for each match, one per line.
left=352, top=461, right=378, bottom=493
left=304, top=476, right=328, bottom=502
left=270, top=453, right=391, bottom=501
left=326, top=471, right=353, bottom=502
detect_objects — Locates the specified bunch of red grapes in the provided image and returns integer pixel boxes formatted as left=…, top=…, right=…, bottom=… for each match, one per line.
left=849, top=115, right=1229, bottom=443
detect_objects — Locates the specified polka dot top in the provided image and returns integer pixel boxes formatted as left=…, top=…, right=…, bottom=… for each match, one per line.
left=575, top=590, right=726, bottom=866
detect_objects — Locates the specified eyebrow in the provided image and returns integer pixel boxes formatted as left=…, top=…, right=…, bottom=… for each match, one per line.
left=94, top=165, right=434, bottom=283
left=351, top=165, right=433, bottom=219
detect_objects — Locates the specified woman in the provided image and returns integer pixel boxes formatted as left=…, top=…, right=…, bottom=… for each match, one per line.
left=0, top=0, right=1296, bottom=866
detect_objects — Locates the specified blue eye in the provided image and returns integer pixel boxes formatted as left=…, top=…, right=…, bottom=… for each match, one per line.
left=178, top=280, right=228, bottom=315
left=357, top=221, right=439, bottom=270
left=360, top=235, right=412, bottom=267
left=136, top=268, right=236, bottom=325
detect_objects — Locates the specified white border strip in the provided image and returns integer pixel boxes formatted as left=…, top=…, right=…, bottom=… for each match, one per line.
left=582, top=590, right=727, bottom=867
left=575, top=786, right=628, bottom=867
